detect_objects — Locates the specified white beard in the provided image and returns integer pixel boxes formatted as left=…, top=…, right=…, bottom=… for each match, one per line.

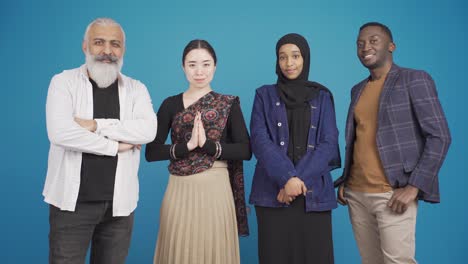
left=85, top=52, right=123, bottom=88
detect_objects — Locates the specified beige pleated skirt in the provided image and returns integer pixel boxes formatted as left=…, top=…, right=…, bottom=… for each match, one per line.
left=154, top=161, right=240, bottom=264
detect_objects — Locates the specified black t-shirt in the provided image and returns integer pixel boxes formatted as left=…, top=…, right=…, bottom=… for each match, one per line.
left=78, top=78, right=119, bottom=202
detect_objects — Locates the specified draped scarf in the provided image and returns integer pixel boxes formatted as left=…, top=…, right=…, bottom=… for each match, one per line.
left=169, top=91, right=249, bottom=236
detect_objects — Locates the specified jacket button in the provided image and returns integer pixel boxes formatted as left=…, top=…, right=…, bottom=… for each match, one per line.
left=276, top=102, right=280, bottom=106
left=280, top=141, right=285, bottom=146
left=311, top=125, right=316, bottom=129
left=308, top=144, right=315, bottom=149
left=277, top=122, right=282, bottom=127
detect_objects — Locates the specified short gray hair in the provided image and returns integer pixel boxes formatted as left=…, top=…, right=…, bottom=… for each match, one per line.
left=83, top=17, right=126, bottom=46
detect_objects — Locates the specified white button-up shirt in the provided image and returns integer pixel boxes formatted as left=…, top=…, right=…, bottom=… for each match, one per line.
left=43, top=65, right=157, bottom=216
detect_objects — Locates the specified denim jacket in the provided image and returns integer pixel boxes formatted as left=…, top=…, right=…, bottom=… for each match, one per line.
left=249, top=84, right=341, bottom=211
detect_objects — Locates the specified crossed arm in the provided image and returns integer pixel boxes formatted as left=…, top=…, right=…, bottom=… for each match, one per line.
left=73, top=117, right=142, bottom=152
left=46, top=75, right=157, bottom=155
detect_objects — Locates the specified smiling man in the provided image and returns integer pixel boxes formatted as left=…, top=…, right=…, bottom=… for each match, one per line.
left=44, top=18, right=157, bottom=264
left=335, top=22, right=451, bottom=263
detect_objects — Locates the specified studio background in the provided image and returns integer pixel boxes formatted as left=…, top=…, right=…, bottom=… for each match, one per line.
left=1, top=0, right=466, bottom=263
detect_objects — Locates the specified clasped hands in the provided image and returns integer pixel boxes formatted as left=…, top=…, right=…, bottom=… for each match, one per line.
left=277, top=177, right=307, bottom=205
left=74, top=117, right=140, bottom=152
left=186, top=112, right=207, bottom=151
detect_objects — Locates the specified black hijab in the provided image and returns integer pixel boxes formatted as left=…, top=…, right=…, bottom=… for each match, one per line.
left=275, top=33, right=326, bottom=164
left=276, top=33, right=325, bottom=106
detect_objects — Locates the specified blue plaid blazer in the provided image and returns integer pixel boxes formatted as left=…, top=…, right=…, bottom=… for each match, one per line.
left=335, top=64, right=451, bottom=203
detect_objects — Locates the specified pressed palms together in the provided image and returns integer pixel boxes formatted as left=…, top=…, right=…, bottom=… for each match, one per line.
left=187, top=111, right=207, bottom=151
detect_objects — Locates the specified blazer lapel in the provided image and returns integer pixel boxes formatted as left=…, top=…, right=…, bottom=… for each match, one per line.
left=377, top=64, right=401, bottom=124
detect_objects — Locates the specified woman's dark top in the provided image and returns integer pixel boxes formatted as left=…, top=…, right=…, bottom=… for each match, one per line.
left=145, top=92, right=251, bottom=162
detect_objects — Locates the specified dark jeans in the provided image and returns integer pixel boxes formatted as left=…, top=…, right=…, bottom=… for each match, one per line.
left=49, top=202, right=134, bottom=264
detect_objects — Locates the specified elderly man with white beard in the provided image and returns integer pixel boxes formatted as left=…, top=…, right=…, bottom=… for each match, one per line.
left=43, top=17, right=157, bottom=264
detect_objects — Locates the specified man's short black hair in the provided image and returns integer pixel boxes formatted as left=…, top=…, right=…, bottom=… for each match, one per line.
left=360, top=22, right=393, bottom=42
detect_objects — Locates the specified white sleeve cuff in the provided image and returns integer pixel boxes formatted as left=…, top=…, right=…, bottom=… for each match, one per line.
left=95, top=118, right=120, bottom=135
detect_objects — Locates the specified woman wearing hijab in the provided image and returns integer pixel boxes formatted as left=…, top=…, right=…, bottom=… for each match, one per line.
left=146, top=39, right=250, bottom=264
left=249, top=33, right=341, bottom=264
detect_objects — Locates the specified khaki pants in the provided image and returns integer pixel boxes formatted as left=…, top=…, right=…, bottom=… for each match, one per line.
left=345, top=188, right=418, bottom=264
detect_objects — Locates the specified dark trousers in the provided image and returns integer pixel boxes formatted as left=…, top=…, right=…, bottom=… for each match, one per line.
left=49, top=202, right=134, bottom=264
left=255, top=196, right=334, bottom=264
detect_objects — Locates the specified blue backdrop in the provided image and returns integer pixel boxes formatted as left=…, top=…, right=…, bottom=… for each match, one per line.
left=1, top=0, right=466, bottom=263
